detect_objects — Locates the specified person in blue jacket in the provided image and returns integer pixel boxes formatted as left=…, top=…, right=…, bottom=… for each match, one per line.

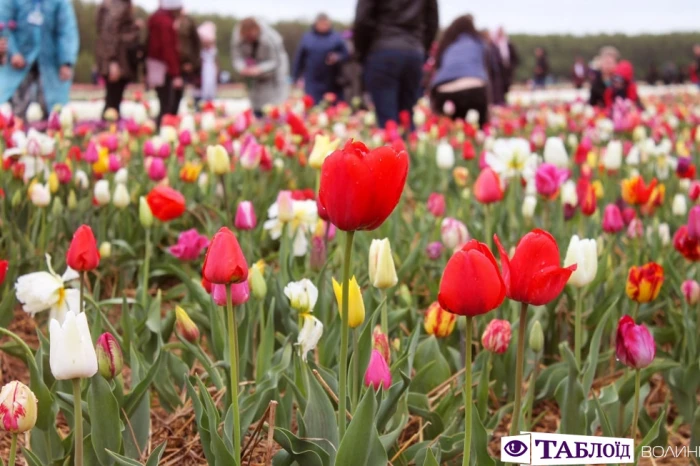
left=0, top=0, right=79, bottom=119
left=292, top=13, right=348, bottom=105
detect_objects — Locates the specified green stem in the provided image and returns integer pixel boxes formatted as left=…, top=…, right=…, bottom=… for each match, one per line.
left=380, top=290, right=388, bottom=335
left=351, top=329, right=359, bottom=411
left=484, top=204, right=492, bottom=250
left=574, top=287, right=584, bottom=368
left=79, top=271, right=85, bottom=315
left=220, top=174, right=232, bottom=226
left=338, top=230, right=355, bottom=441
left=8, top=433, right=18, bottom=466
left=630, top=369, right=641, bottom=443
left=226, top=286, right=242, bottom=465
left=510, top=302, right=529, bottom=436
left=72, top=378, right=84, bottom=466
left=632, top=301, right=640, bottom=321
left=526, top=352, right=540, bottom=429
left=462, top=315, right=473, bottom=466
left=142, top=228, right=151, bottom=305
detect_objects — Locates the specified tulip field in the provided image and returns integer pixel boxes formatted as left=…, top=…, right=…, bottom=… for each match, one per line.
left=0, top=90, right=699, bottom=466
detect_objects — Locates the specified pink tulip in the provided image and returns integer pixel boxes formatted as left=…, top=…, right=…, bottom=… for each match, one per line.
left=426, top=241, right=444, bottom=260
left=146, top=157, right=166, bottom=181
left=627, top=218, right=643, bottom=239
left=108, top=153, right=121, bottom=172
left=144, top=140, right=156, bottom=157
left=168, top=229, right=209, bottom=261
left=158, top=142, right=171, bottom=158
left=688, top=206, right=700, bottom=241
left=602, top=204, right=624, bottom=233
left=616, top=315, right=655, bottom=369
left=481, top=319, right=512, bottom=354
left=240, top=135, right=262, bottom=169
left=212, top=281, right=250, bottom=306
left=48, top=111, right=60, bottom=130
left=84, top=141, right=99, bottom=163
left=179, top=130, right=192, bottom=146
left=427, top=193, right=446, bottom=217
left=681, top=280, right=700, bottom=305
left=622, top=207, right=636, bottom=226
left=234, top=201, right=257, bottom=230
left=104, top=134, right=119, bottom=152
left=689, top=181, right=700, bottom=202
left=535, top=163, right=569, bottom=197
left=309, top=236, right=326, bottom=271
left=364, top=349, right=392, bottom=390
left=474, top=167, right=504, bottom=204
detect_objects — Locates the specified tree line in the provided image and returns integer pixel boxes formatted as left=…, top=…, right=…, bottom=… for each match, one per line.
left=72, top=0, right=700, bottom=84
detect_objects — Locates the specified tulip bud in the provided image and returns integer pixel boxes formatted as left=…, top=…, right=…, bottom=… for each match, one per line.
left=206, top=145, right=230, bottom=175
left=48, top=171, right=59, bottom=193
left=277, top=190, right=294, bottom=222
left=529, top=320, right=544, bottom=352
left=51, top=197, right=64, bottom=217
left=309, top=236, right=327, bottom=271
left=658, top=223, right=670, bottom=246
left=139, top=196, right=153, bottom=228
left=234, top=201, right=257, bottom=230
left=626, top=262, right=664, bottom=303
left=175, top=306, right=200, bottom=342
left=364, top=349, right=391, bottom=390
left=398, top=284, right=412, bottom=307
left=426, top=193, right=446, bottom=217
left=332, top=276, right=365, bottom=328
left=543, top=137, right=568, bottom=168
left=50, top=312, right=98, bottom=380
left=436, top=141, right=456, bottom=169
left=522, top=195, right=537, bottom=220
left=672, top=194, right=687, bottom=217
left=616, top=315, right=655, bottom=369
left=96, top=332, right=123, bottom=380
left=481, top=319, right=512, bottom=354
left=0, top=381, right=38, bottom=433
left=423, top=302, right=457, bottom=338
left=564, top=235, right=598, bottom=288
left=372, top=326, right=391, bottom=363
left=11, top=189, right=21, bottom=207
left=94, top=179, right=111, bottom=206
left=688, top=206, right=700, bottom=241
left=297, top=314, right=324, bottom=361
left=452, top=167, right=469, bottom=187
left=99, top=241, right=112, bottom=259
left=368, top=238, right=398, bottom=290
left=426, top=241, right=444, bottom=260
left=441, top=217, right=469, bottom=250
left=284, top=278, right=318, bottom=314
left=67, top=190, right=78, bottom=210
left=113, top=183, right=130, bottom=209
left=248, top=265, right=267, bottom=300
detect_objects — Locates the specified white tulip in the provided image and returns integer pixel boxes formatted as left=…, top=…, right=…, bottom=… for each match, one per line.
left=113, top=183, right=130, bottom=209
left=466, top=109, right=480, bottom=126
left=672, top=194, right=687, bottom=216
left=368, top=238, right=398, bottom=290
left=436, top=141, right=455, bottom=169
left=543, top=137, right=569, bottom=168
left=440, top=217, right=469, bottom=250
left=317, top=112, right=329, bottom=128
left=522, top=195, right=537, bottom=219
left=561, top=180, right=578, bottom=206
left=626, top=145, right=640, bottom=166
left=29, top=183, right=51, bottom=207
left=74, top=170, right=89, bottom=190
left=297, top=314, right=323, bottom=361
left=94, top=180, right=111, bottom=206
left=658, top=223, right=671, bottom=246
left=160, top=125, right=177, bottom=143
left=603, top=140, right=623, bottom=171
left=413, top=108, right=426, bottom=127
left=131, top=103, right=148, bottom=125
left=179, top=114, right=196, bottom=133
left=679, top=179, right=691, bottom=193
left=49, top=312, right=98, bottom=380
left=284, top=279, right=319, bottom=314
left=59, top=106, right=74, bottom=129
left=198, top=172, right=209, bottom=191
left=564, top=235, right=598, bottom=288
left=114, top=168, right=128, bottom=184
left=200, top=112, right=216, bottom=132
left=26, top=103, right=44, bottom=123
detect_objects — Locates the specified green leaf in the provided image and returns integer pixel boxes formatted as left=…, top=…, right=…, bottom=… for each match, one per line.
left=88, top=375, right=123, bottom=466
left=123, top=354, right=163, bottom=417
left=582, top=298, right=616, bottom=395
left=145, top=442, right=167, bottom=466
left=422, top=448, right=440, bottom=466
left=105, top=450, right=143, bottom=466
left=256, top=297, right=277, bottom=383
left=21, top=447, right=45, bottom=466
left=471, top=408, right=496, bottom=466
left=557, top=343, right=584, bottom=435
left=592, top=385, right=617, bottom=437
left=303, top=365, right=339, bottom=460
left=335, top=388, right=387, bottom=466
left=376, top=371, right=410, bottom=432
left=635, top=408, right=666, bottom=459
left=272, top=428, right=329, bottom=466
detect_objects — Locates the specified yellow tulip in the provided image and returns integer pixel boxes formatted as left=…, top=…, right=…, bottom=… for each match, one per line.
left=308, top=134, right=340, bottom=169
left=48, top=172, right=59, bottom=193
left=368, top=238, right=398, bottom=289
left=206, top=145, right=230, bottom=175
left=332, top=276, right=365, bottom=329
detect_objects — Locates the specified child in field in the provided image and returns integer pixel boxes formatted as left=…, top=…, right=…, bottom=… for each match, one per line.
left=604, top=60, right=642, bottom=110
left=196, top=21, right=218, bottom=104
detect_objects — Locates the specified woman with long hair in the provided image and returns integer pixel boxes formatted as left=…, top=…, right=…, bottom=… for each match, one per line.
left=430, top=15, right=489, bottom=126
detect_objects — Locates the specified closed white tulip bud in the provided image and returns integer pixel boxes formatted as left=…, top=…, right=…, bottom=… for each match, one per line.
left=26, top=102, right=44, bottom=123
left=74, top=169, right=89, bottom=190
left=94, top=180, right=111, bottom=206
left=436, top=141, right=455, bottom=170
left=198, top=172, right=209, bottom=191
left=561, top=180, right=578, bottom=206
left=49, top=312, right=98, bottom=380
left=672, top=194, right=687, bottom=216
left=603, top=140, right=623, bottom=171
left=139, top=196, right=153, bottom=228
left=658, top=223, right=671, bottom=246
left=466, top=109, right=480, bottom=126
left=564, top=235, right=598, bottom=288
left=114, top=168, right=128, bottom=184
left=113, top=183, right=130, bottom=209
left=543, top=137, right=568, bottom=168
left=363, top=112, right=376, bottom=127
left=368, top=238, right=398, bottom=290
left=29, top=183, right=51, bottom=207
left=522, top=195, right=537, bottom=219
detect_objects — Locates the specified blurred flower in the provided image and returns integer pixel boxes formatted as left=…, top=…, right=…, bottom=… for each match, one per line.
left=0, top=260, right=7, bottom=286
left=426, top=241, right=444, bottom=260
left=658, top=223, right=671, bottom=246
left=621, top=175, right=657, bottom=206
left=441, top=217, right=469, bottom=250
left=627, top=218, right=644, bottom=239
left=146, top=186, right=186, bottom=222
left=603, top=140, right=623, bottom=171
left=543, top=137, right=568, bottom=168
left=169, top=229, right=209, bottom=261
left=202, top=227, right=248, bottom=284
left=67, top=225, right=100, bottom=272
left=535, top=163, right=568, bottom=197
left=486, top=138, right=538, bottom=181
left=0, top=381, right=37, bottom=433
left=318, top=140, right=408, bottom=231
left=206, top=145, right=230, bottom=175
left=602, top=204, right=624, bottom=233
left=94, top=180, right=111, bottom=206
left=146, top=157, right=166, bottom=181
left=139, top=196, right=154, bottom=228
left=308, top=134, right=340, bottom=169
left=626, top=262, right=664, bottom=303
left=96, top=332, right=123, bottom=380
left=248, top=265, right=267, bottom=299
left=16, top=254, right=80, bottom=324
left=50, top=311, right=98, bottom=380
left=364, top=349, right=391, bottom=390
left=494, top=229, right=576, bottom=305
left=522, top=195, right=537, bottom=219
left=212, top=281, right=250, bottom=306
left=297, top=314, right=323, bottom=361
left=672, top=194, right=687, bottom=216
left=263, top=198, right=317, bottom=257
left=239, top=135, right=262, bottom=170
left=481, top=319, right=512, bottom=354
left=673, top=225, right=700, bottom=261
left=113, top=183, right=130, bottom=209
left=423, top=302, right=457, bottom=338
left=563, top=235, right=597, bottom=288
left=372, top=326, right=391, bottom=363
left=529, top=320, right=544, bottom=352
left=368, top=238, right=398, bottom=289
left=560, top=180, right=578, bottom=207
left=436, top=141, right=456, bottom=169
left=26, top=102, right=43, bottom=122
left=474, top=167, right=504, bottom=204
left=453, top=166, right=469, bottom=187
left=29, top=182, right=51, bottom=207
left=616, top=315, right=655, bottom=369
left=180, top=161, right=202, bottom=183
left=333, top=275, right=365, bottom=328
left=99, top=241, right=112, bottom=259
left=234, top=201, right=257, bottom=230
left=427, top=193, right=446, bottom=217
left=284, top=278, right=318, bottom=314
left=689, top=206, right=700, bottom=241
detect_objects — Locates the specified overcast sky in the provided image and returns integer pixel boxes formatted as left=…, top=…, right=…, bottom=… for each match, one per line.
left=130, top=0, right=699, bottom=34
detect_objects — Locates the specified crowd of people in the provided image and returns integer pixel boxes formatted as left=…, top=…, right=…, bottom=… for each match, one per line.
left=0, top=0, right=699, bottom=128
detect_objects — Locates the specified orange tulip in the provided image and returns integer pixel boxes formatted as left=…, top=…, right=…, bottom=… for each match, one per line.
left=626, top=262, right=664, bottom=303
left=621, top=176, right=657, bottom=206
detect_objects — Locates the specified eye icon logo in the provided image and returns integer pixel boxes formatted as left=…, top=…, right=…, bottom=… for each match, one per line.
left=504, top=440, right=528, bottom=457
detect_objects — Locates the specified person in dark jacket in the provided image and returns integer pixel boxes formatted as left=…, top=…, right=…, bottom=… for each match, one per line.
left=646, top=63, right=659, bottom=85
left=354, top=0, right=439, bottom=128
left=482, top=29, right=505, bottom=105
left=430, top=15, right=489, bottom=127
left=604, top=60, right=642, bottom=110
left=690, top=44, right=700, bottom=85
left=532, top=47, right=549, bottom=89
left=146, top=0, right=182, bottom=127
left=173, top=12, right=201, bottom=113
left=589, top=46, right=618, bottom=107
left=292, top=13, right=349, bottom=105
left=95, top=0, right=141, bottom=119
left=492, top=27, right=518, bottom=96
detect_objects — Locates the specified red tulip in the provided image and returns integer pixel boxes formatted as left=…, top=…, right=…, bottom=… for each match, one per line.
left=426, top=193, right=446, bottom=217
left=473, top=167, right=504, bottom=204
left=494, top=229, right=576, bottom=306
left=673, top=226, right=700, bottom=262
left=688, top=206, right=700, bottom=241
left=202, top=227, right=248, bottom=284
left=438, top=240, right=506, bottom=316
left=66, top=225, right=100, bottom=272
left=615, top=315, right=655, bottom=369
left=0, top=259, right=8, bottom=285
left=318, top=140, right=409, bottom=231
left=146, top=186, right=186, bottom=222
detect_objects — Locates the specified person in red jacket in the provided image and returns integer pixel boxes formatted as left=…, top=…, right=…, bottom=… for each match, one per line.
left=604, top=60, right=642, bottom=110
left=146, top=0, right=182, bottom=127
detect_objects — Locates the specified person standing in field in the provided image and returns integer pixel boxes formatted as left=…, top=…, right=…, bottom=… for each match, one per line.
left=231, top=17, right=290, bottom=117
left=146, top=0, right=183, bottom=127
left=292, top=13, right=349, bottom=105
left=196, top=21, right=218, bottom=104
left=589, top=45, right=618, bottom=107
left=354, top=0, right=439, bottom=128
left=0, top=0, right=79, bottom=119
left=95, top=0, right=142, bottom=119
left=173, top=10, right=201, bottom=111
left=492, top=27, right=519, bottom=97
left=482, top=29, right=505, bottom=105
left=571, top=56, right=587, bottom=89
left=532, top=47, right=549, bottom=89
